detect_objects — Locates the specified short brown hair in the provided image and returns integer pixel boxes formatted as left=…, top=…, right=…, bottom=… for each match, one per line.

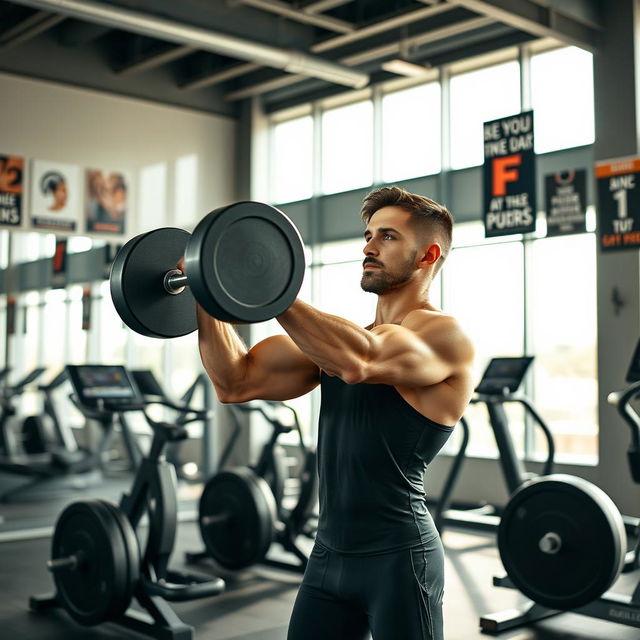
left=360, top=186, right=453, bottom=274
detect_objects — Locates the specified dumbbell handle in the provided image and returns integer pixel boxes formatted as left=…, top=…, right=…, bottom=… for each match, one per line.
left=164, top=269, right=189, bottom=295
left=47, top=551, right=85, bottom=572
left=201, top=513, right=229, bottom=527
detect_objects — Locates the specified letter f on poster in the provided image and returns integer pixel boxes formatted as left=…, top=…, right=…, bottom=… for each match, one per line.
left=492, top=154, right=522, bottom=197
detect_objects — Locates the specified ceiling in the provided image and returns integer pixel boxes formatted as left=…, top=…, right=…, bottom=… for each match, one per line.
left=0, top=0, right=602, bottom=118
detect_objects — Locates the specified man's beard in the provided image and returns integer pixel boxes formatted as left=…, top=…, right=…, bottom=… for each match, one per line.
left=360, top=250, right=417, bottom=295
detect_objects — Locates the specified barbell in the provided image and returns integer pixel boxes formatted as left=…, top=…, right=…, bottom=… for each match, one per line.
left=110, top=201, right=306, bottom=338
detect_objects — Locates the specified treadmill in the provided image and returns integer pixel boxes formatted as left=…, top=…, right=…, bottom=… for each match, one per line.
left=434, top=356, right=555, bottom=532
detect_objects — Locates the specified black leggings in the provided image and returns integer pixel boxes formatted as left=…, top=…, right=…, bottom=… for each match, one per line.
left=287, top=536, right=445, bottom=640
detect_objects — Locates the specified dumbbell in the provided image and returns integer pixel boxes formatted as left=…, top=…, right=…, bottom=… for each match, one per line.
left=110, top=201, right=305, bottom=338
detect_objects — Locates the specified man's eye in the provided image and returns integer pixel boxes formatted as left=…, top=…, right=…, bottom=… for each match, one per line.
left=384, top=234, right=394, bottom=240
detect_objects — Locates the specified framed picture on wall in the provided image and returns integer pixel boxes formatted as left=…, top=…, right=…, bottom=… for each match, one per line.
left=85, top=169, right=129, bottom=235
left=30, top=160, right=81, bottom=232
left=0, top=153, right=24, bottom=228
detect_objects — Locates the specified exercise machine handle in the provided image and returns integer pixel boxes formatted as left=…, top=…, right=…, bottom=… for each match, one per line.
left=516, top=397, right=555, bottom=475
left=142, top=572, right=225, bottom=602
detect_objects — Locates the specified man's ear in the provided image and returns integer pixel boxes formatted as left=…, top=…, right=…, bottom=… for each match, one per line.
left=418, top=243, right=442, bottom=269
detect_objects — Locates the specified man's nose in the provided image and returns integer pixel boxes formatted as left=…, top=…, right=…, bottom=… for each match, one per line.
left=363, top=239, right=378, bottom=255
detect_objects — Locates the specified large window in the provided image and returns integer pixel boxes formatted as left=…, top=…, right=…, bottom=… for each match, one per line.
left=382, top=82, right=441, bottom=182
left=321, top=100, right=373, bottom=194
left=11, top=291, right=41, bottom=416
left=167, top=334, right=201, bottom=397
left=269, top=45, right=594, bottom=186
left=98, top=280, right=127, bottom=364
left=531, top=46, right=595, bottom=154
left=449, top=60, right=521, bottom=169
left=129, top=333, right=165, bottom=382
left=17, top=291, right=42, bottom=377
left=271, top=116, right=313, bottom=204
left=0, top=230, right=9, bottom=268
left=528, top=233, right=597, bottom=461
left=318, top=261, right=377, bottom=329
left=442, top=236, right=526, bottom=457
left=42, top=288, right=66, bottom=372
left=67, top=285, right=88, bottom=364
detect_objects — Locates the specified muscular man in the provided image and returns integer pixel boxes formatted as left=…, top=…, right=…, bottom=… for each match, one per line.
left=194, top=186, right=475, bottom=640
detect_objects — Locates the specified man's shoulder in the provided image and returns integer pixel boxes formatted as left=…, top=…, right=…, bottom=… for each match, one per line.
left=402, top=310, right=474, bottom=364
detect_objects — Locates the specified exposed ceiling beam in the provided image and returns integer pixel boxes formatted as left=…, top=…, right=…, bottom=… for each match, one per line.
left=9, top=0, right=369, bottom=89
left=442, top=0, right=599, bottom=50
left=115, top=44, right=196, bottom=75
left=311, top=3, right=457, bottom=53
left=180, top=62, right=261, bottom=90
left=301, top=0, right=354, bottom=13
left=225, top=73, right=306, bottom=102
left=340, top=15, right=493, bottom=66
left=224, top=15, right=493, bottom=101
left=528, top=0, right=601, bottom=30
left=234, top=0, right=354, bottom=33
left=0, top=11, right=64, bottom=48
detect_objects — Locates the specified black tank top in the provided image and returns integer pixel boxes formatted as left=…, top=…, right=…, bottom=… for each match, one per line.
left=315, top=371, right=454, bottom=555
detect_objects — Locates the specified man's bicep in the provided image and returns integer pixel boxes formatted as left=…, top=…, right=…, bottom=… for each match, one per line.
left=229, top=335, right=320, bottom=402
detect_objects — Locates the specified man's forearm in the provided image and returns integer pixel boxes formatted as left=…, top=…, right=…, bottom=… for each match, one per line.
left=196, top=305, right=249, bottom=395
left=277, top=299, right=374, bottom=381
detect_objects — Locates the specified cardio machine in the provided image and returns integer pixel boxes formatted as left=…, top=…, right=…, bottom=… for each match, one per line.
left=20, top=369, right=85, bottom=460
left=0, top=366, right=47, bottom=457
left=434, top=356, right=555, bottom=532
left=30, top=364, right=225, bottom=640
left=0, top=367, right=102, bottom=502
left=130, top=369, right=215, bottom=482
left=480, top=339, right=640, bottom=633
left=187, top=400, right=318, bottom=573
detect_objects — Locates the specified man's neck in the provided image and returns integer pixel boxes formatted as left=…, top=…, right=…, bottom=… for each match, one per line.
left=371, top=290, right=439, bottom=328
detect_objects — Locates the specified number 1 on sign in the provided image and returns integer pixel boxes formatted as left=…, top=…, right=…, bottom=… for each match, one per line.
left=613, top=189, right=628, bottom=219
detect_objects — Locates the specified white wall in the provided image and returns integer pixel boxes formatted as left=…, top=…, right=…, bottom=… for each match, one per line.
left=0, top=71, right=237, bottom=237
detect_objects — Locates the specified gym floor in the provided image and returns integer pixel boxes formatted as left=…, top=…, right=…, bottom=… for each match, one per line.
left=0, top=479, right=638, bottom=640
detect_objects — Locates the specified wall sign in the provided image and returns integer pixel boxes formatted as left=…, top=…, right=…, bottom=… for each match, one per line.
left=596, top=157, right=640, bottom=252
left=483, top=110, right=536, bottom=237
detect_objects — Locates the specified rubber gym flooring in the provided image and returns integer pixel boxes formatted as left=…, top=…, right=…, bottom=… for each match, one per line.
left=0, top=480, right=638, bottom=640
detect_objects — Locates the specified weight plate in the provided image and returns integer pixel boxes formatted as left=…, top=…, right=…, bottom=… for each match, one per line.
left=51, top=499, right=137, bottom=625
left=199, top=468, right=276, bottom=569
left=110, top=228, right=197, bottom=338
left=100, top=500, right=140, bottom=610
left=498, top=474, right=626, bottom=610
left=185, top=202, right=305, bottom=323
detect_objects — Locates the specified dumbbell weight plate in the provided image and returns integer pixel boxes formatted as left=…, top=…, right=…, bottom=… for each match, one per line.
left=50, top=499, right=139, bottom=625
left=110, top=228, right=197, bottom=338
left=498, top=474, right=626, bottom=610
left=186, top=201, right=305, bottom=324
left=199, top=467, right=276, bottom=570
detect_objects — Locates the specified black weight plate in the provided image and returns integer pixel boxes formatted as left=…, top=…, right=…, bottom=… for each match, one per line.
left=110, top=228, right=196, bottom=338
left=185, top=202, right=305, bottom=323
left=51, top=499, right=136, bottom=625
left=100, top=500, right=140, bottom=610
left=499, top=474, right=626, bottom=610
left=199, top=467, right=276, bottom=569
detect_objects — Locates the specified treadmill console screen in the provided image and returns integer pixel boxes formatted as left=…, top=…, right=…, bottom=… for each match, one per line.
left=475, top=356, right=534, bottom=395
left=66, top=365, right=142, bottom=407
